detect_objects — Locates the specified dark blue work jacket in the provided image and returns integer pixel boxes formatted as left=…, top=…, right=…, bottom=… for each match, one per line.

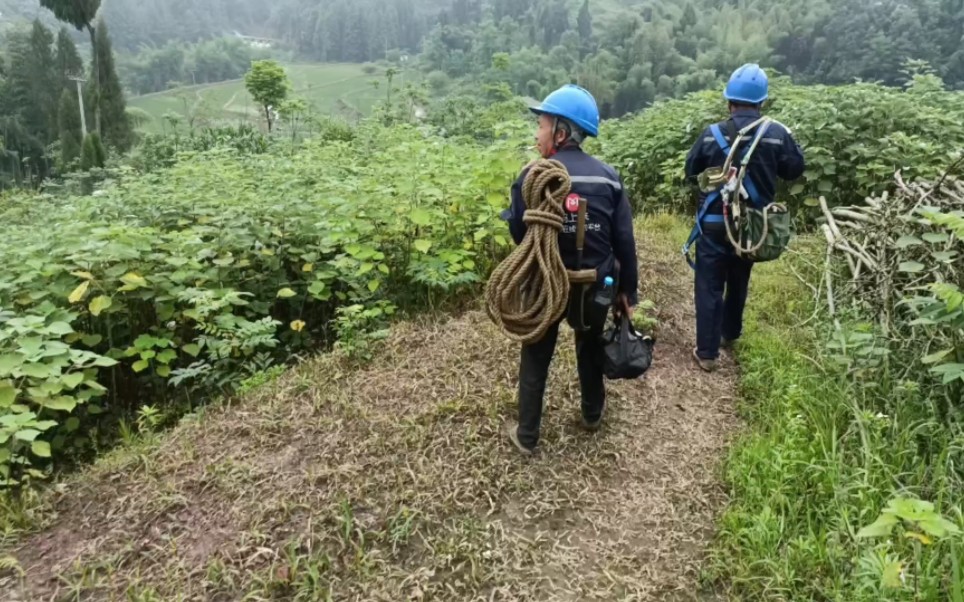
left=684, top=109, right=806, bottom=216
left=501, top=147, right=639, bottom=305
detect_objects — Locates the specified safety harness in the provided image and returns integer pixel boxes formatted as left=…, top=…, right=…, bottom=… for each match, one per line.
left=682, top=116, right=772, bottom=269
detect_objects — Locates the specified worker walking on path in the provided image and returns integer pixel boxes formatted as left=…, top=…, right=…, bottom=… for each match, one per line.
left=684, top=64, right=805, bottom=372
left=499, top=84, right=639, bottom=456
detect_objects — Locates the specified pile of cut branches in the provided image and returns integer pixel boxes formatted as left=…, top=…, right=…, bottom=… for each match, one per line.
left=817, top=166, right=964, bottom=334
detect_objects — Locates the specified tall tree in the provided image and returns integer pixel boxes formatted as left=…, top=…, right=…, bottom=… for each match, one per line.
left=577, top=0, right=592, bottom=42
left=55, top=28, right=84, bottom=89
left=39, top=0, right=103, bottom=132
left=58, top=88, right=83, bottom=167
left=244, top=60, right=290, bottom=132
left=6, top=22, right=59, bottom=144
left=93, top=22, right=131, bottom=151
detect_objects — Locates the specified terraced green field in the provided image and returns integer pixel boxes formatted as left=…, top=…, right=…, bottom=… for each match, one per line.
left=129, top=62, right=414, bottom=133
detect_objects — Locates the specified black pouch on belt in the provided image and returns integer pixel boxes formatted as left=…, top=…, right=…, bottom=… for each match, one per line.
left=566, top=255, right=617, bottom=335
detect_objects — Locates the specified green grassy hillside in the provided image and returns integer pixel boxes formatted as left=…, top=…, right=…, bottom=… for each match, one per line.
left=129, top=63, right=415, bottom=134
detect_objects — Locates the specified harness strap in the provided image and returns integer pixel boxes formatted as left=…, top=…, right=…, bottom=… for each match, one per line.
left=683, top=118, right=772, bottom=268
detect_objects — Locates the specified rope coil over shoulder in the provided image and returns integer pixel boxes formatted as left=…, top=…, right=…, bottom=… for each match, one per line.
left=485, top=160, right=572, bottom=345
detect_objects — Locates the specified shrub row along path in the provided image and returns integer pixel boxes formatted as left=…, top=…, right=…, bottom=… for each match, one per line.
left=1, top=221, right=740, bottom=601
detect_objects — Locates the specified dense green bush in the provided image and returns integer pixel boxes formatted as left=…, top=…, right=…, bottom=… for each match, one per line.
left=0, top=122, right=523, bottom=485
left=598, top=75, right=964, bottom=219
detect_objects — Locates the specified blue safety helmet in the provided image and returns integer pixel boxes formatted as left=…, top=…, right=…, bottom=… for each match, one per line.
left=724, top=63, right=769, bottom=105
left=529, top=84, right=600, bottom=138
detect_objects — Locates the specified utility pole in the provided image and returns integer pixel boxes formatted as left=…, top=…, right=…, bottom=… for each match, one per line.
left=68, top=75, right=89, bottom=139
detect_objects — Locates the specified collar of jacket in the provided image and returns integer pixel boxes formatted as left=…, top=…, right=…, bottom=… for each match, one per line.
left=731, top=108, right=762, bottom=120
left=548, top=142, right=582, bottom=158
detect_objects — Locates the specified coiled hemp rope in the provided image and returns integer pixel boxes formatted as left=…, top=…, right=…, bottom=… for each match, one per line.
left=485, top=159, right=572, bottom=345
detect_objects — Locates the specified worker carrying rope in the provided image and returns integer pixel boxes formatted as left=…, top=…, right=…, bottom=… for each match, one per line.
left=489, top=84, right=640, bottom=457
left=683, top=64, right=806, bottom=373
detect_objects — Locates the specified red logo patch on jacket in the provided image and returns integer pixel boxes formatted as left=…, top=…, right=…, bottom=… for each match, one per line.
left=565, top=194, right=581, bottom=214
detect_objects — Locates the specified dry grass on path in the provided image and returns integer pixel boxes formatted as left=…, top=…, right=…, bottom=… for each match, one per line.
left=0, top=215, right=740, bottom=601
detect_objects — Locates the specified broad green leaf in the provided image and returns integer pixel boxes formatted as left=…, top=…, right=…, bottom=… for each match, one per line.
left=411, top=208, right=432, bottom=226
left=31, top=441, right=51, bottom=458
left=414, top=240, right=433, bottom=253
left=21, top=363, right=49, bottom=379
left=46, top=322, right=73, bottom=336
left=65, top=417, right=80, bottom=432
left=156, top=365, right=172, bottom=378
left=14, top=429, right=40, bottom=442
left=43, top=397, right=77, bottom=412
left=68, top=281, right=90, bottom=304
left=132, top=359, right=150, bottom=373
left=0, top=355, right=23, bottom=376
left=72, top=271, right=94, bottom=280
left=817, top=180, right=833, bottom=193
left=918, top=517, right=962, bottom=538
left=923, top=232, right=950, bottom=244
left=277, top=288, right=297, bottom=299
left=896, top=235, right=924, bottom=248
left=368, top=279, right=381, bottom=293
left=92, top=356, right=118, bottom=368
left=856, top=512, right=899, bottom=538
left=932, top=251, right=958, bottom=262
left=486, top=191, right=505, bottom=207
left=81, top=334, right=103, bottom=347
left=789, top=183, right=806, bottom=195
left=61, top=373, right=84, bottom=390
left=898, top=261, right=925, bottom=273
left=156, top=349, right=177, bottom=364
left=922, top=349, right=954, bottom=364
left=182, top=344, right=201, bottom=358
left=89, top=296, right=112, bottom=317
left=359, top=263, right=374, bottom=275
left=887, top=497, right=934, bottom=519
left=0, top=382, right=18, bottom=407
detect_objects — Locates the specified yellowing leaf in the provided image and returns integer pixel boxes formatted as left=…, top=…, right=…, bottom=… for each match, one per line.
left=277, top=288, right=297, bottom=299
left=68, top=281, right=90, bottom=304
left=414, top=240, right=433, bottom=253
left=120, top=273, right=148, bottom=289
left=89, top=296, right=112, bottom=317
left=302, top=263, right=314, bottom=273
left=905, top=531, right=934, bottom=546
left=290, top=320, right=306, bottom=332
left=71, top=271, right=95, bottom=281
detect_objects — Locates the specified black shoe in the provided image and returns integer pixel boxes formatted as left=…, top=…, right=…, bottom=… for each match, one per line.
left=505, top=422, right=535, bottom=457
left=580, top=403, right=605, bottom=432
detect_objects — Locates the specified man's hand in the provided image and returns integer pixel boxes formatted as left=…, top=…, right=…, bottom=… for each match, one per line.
left=615, top=293, right=634, bottom=320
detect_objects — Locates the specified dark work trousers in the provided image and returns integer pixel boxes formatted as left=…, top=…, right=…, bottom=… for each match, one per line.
left=516, top=320, right=606, bottom=450
left=695, top=227, right=754, bottom=360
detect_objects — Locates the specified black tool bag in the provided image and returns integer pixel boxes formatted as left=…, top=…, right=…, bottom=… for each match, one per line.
left=601, top=315, right=655, bottom=380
